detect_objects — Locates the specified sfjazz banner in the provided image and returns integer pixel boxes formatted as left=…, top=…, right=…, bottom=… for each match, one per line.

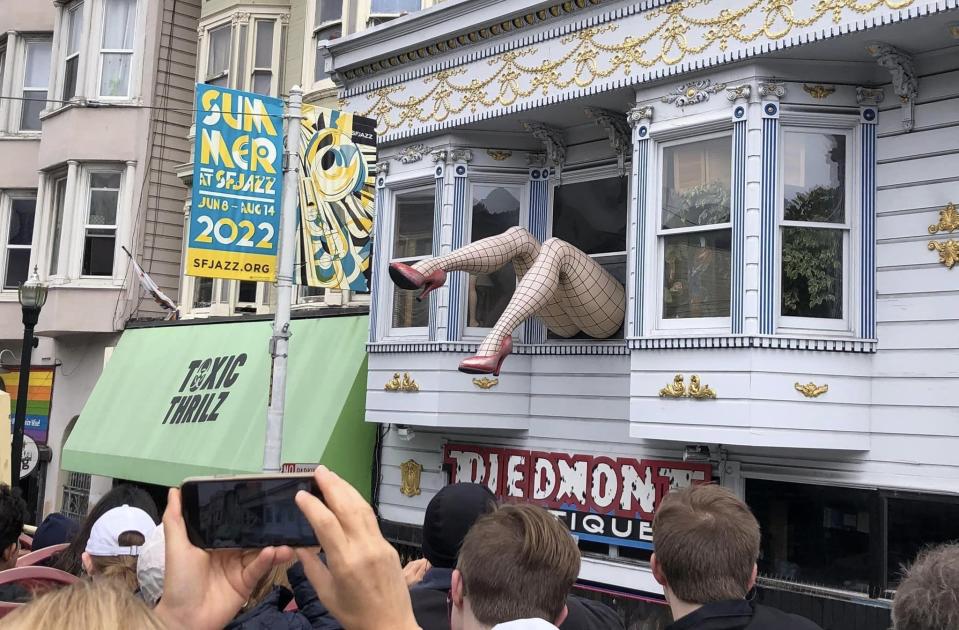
left=297, top=105, right=377, bottom=291
left=188, top=85, right=283, bottom=282
left=443, top=443, right=711, bottom=550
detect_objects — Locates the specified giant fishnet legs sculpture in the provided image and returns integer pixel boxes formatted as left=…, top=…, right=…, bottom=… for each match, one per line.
left=389, top=227, right=625, bottom=374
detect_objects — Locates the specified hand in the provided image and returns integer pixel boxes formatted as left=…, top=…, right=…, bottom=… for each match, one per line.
left=154, top=488, right=294, bottom=630
left=402, top=558, right=431, bottom=588
left=295, top=466, right=421, bottom=630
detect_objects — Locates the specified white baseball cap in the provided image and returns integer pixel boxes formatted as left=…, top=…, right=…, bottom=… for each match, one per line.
left=136, top=524, right=165, bottom=606
left=85, top=505, right=157, bottom=557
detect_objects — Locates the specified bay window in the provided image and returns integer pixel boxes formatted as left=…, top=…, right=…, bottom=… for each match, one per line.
left=98, top=0, right=137, bottom=98
left=199, top=12, right=285, bottom=95
left=313, top=0, right=344, bottom=82
left=780, top=130, right=850, bottom=328
left=368, top=0, right=421, bottom=26
left=467, top=184, right=521, bottom=329
left=2, top=193, right=37, bottom=290
left=62, top=2, right=83, bottom=101
left=390, top=189, right=434, bottom=330
left=205, top=24, right=232, bottom=86
left=658, top=135, right=732, bottom=322
left=20, top=40, right=52, bottom=131
left=48, top=177, right=67, bottom=276
left=251, top=20, right=275, bottom=95
left=81, top=170, right=121, bottom=277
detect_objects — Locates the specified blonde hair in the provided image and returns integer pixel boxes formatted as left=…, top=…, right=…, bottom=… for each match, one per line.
left=88, top=555, right=139, bottom=592
left=0, top=579, right=165, bottom=630
left=240, top=560, right=294, bottom=614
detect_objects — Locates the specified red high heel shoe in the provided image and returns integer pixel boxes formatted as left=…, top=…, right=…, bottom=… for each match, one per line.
left=458, top=337, right=513, bottom=376
left=388, top=262, right=447, bottom=301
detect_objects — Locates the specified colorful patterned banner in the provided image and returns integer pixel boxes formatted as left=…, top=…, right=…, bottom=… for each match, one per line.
left=297, top=106, right=377, bottom=291
left=1, top=366, right=55, bottom=444
left=188, top=85, right=284, bottom=282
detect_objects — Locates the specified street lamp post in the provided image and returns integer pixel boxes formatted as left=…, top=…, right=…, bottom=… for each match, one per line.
left=12, top=268, right=47, bottom=486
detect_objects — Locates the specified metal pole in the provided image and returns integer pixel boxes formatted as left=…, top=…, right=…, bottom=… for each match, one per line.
left=11, top=309, right=39, bottom=487
left=263, top=86, right=303, bottom=473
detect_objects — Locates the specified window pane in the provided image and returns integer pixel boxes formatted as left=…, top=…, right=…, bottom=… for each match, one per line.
left=370, top=0, right=420, bottom=13
left=254, top=20, right=274, bottom=68
left=662, top=137, right=731, bottom=229
left=663, top=230, right=731, bottom=319
left=4, top=250, right=31, bottom=290
left=8, top=198, right=37, bottom=245
left=552, top=177, right=628, bottom=255
left=49, top=178, right=67, bottom=275
left=887, top=495, right=959, bottom=586
left=67, top=4, right=84, bottom=55
left=19, top=90, right=46, bottom=131
left=89, top=189, right=119, bottom=225
left=99, top=53, right=131, bottom=96
left=252, top=71, right=272, bottom=95
left=194, top=277, right=213, bottom=308
left=747, top=479, right=873, bottom=595
left=784, top=133, right=845, bottom=223
left=393, top=193, right=434, bottom=259
left=207, top=25, right=232, bottom=78
left=63, top=57, right=79, bottom=100
left=468, top=185, right=520, bottom=328
left=316, top=0, right=342, bottom=25
left=82, top=229, right=116, bottom=276
left=238, top=281, right=257, bottom=302
left=392, top=286, right=428, bottom=328
left=102, top=0, right=136, bottom=49
left=91, top=172, right=121, bottom=188
left=24, top=41, right=52, bottom=88
left=781, top=227, right=843, bottom=319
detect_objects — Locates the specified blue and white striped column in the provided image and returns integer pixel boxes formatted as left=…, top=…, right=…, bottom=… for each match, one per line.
left=758, top=98, right=780, bottom=335
left=428, top=162, right=445, bottom=342
left=626, top=106, right=652, bottom=338
left=730, top=101, right=748, bottom=335
left=369, top=163, right=389, bottom=343
left=446, top=161, right=470, bottom=341
left=859, top=103, right=878, bottom=340
left=522, top=167, right=550, bottom=344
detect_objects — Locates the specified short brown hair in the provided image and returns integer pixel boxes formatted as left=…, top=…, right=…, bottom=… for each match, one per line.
left=457, top=504, right=580, bottom=625
left=652, top=484, right=760, bottom=604
left=892, top=543, right=959, bottom=630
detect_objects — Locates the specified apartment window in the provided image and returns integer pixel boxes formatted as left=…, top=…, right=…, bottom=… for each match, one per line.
left=780, top=130, right=850, bottom=327
left=368, top=0, right=420, bottom=25
left=62, top=2, right=84, bottom=101
left=48, top=177, right=67, bottom=276
left=20, top=40, right=52, bottom=131
left=313, top=0, right=343, bottom=82
left=391, top=189, right=434, bottom=329
left=3, top=194, right=37, bottom=290
left=251, top=20, right=274, bottom=95
left=98, top=0, right=137, bottom=97
left=299, top=285, right=325, bottom=303
left=659, top=135, right=732, bottom=322
left=193, top=277, right=213, bottom=308
left=467, top=185, right=520, bottom=329
left=81, top=171, right=121, bottom=276
left=206, top=24, right=232, bottom=86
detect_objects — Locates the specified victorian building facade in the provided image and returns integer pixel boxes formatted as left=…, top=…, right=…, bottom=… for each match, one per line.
left=324, top=0, right=959, bottom=625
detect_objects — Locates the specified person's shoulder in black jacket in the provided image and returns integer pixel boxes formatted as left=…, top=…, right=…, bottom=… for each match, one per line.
left=747, top=603, right=822, bottom=630
left=223, top=586, right=312, bottom=630
left=561, top=595, right=625, bottom=630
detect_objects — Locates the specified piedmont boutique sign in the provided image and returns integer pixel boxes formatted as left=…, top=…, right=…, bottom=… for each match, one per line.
left=443, top=443, right=711, bottom=550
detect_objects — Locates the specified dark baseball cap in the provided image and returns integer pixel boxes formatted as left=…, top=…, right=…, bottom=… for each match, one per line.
left=421, top=483, right=497, bottom=569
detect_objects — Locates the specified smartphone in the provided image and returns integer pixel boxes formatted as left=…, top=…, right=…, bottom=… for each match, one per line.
left=180, top=473, right=321, bottom=549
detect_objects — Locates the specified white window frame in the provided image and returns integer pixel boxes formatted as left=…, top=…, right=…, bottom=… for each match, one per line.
left=202, top=20, right=233, bottom=87
left=248, top=17, right=281, bottom=96
left=18, top=38, right=53, bottom=132
left=0, top=191, right=39, bottom=293
left=308, top=0, right=346, bottom=90
left=461, top=176, right=528, bottom=340
left=652, top=130, right=734, bottom=334
left=0, top=34, right=53, bottom=135
left=96, top=0, right=138, bottom=100
left=60, top=0, right=85, bottom=102
left=46, top=173, right=69, bottom=279
left=361, top=0, right=424, bottom=28
left=79, top=166, right=123, bottom=278
left=198, top=10, right=287, bottom=94
left=384, top=180, right=436, bottom=339
left=776, top=116, right=859, bottom=335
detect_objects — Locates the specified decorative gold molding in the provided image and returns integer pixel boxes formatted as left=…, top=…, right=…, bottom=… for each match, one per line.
left=928, top=240, right=959, bottom=269
left=347, top=0, right=919, bottom=135
left=688, top=375, right=717, bottom=399
left=659, top=374, right=686, bottom=398
left=472, top=377, right=499, bottom=389
left=384, top=372, right=420, bottom=392
left=399, top=459, right=423, bottom=497
left=486, top=149, right=513, bottom=161
left=803, top=84, right=835, bottom=99
left=928, top=202, right=958, bottom=234
left=795, top=382, right=829, bottom=398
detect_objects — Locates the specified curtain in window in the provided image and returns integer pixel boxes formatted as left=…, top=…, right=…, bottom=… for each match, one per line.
left=370, top=0, right=420, bottom=13
left=100, top=0, right=136, bottom=96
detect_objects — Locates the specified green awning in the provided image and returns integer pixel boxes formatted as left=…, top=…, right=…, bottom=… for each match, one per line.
left=62, top=314, right=373, bottom=496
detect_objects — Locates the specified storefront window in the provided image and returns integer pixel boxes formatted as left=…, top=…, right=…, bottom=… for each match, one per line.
left=781, top=131, right=848, bottom=321
left=467, top=185, right=520, bottom=328
left=886, top=493, right=959, bottom=586
left=660, top=136, right=731, bottom=320
left=391, top=190, right=434, bottom=329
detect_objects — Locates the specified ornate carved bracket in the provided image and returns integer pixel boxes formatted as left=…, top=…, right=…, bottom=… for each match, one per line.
left=521, top=121, right=566, bottom=174
left=662, top=80, right=726, bottom=107
left=430, top=148, right=449, bottom=164
left=929, top=202, right=958, bottom=234
left=795, top=382, right=829, bottom=398
left=726, top=84, right=752, bottom=102
left=395, top=144, right=431, bottom=164
left=384, top=372, right=419, bottom=392
left=584, top=107, right=631, bottom=176
left=450, top=148, right=473, bottom=163
left=375, top=160, right=390, bottom=178
left=803, top=84, right=835, bottom=100
left=758, top=81, right=786, bottom=99
left=486, top=149, right=512, bottom=161
left=867, top=42, right=918, bottom=132
left=928, top=240, right=958, bottom=269
left=626, top=106, right=653, bottom=128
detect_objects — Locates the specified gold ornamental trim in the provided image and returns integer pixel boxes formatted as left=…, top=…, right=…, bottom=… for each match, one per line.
left=929, top=240, right=959, bottom=269
left=795, top=382, right=829, bottom=398
left=929, top=202, right=958, bottom=234
left=659, top=374, right=716, bottom=399
left=803, top=84, right=835, bottom=99
left=399, top=459, right=423, bottom=497
left=472, top=377, right=499, bottom=390
left=659, top=374, right=686, bottom=398
left=384, top=372, right=420, bottom=392
left=688, top=375, right=717, bottom=399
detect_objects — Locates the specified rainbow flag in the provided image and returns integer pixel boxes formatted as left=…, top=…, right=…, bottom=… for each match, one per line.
left=0, top=366, right=55, bottom=444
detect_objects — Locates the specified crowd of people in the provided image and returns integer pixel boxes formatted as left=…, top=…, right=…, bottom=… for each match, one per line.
left=0, top=471, right=955, bottom=630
